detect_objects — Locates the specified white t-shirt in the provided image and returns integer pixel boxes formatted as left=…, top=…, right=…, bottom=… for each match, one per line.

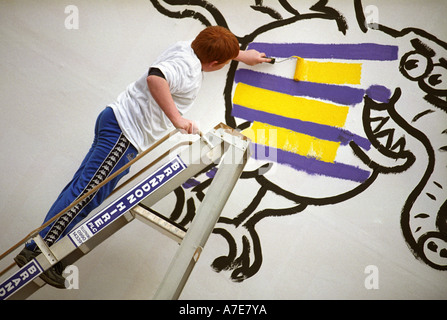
left=110, top=40, right=203, bottom=152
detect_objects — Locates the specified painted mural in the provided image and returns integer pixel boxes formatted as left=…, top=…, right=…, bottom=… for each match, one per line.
left=149, top=0, right=447, bottom=282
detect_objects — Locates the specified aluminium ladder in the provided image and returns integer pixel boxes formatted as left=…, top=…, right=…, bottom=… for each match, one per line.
left=0, top=123, right=250, bottom=300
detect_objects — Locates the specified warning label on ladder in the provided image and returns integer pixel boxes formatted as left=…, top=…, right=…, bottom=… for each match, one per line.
left=68, top=155, right=187, bottom=247
left=0, top=259, right=43, bottom=300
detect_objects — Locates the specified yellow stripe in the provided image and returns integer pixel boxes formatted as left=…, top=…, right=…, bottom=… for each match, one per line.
left=242, top=122, right=340, bottom=163
left=293, top=57, right=362, bottom=84
left=233, top=83, right=349, bottom=127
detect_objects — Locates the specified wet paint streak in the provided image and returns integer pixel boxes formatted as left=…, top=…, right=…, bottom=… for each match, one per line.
left=248, top=42, right=398, bottom=61
left=234, top=69, right=366, bottom=106
left=242, top=121, right=341, bottom=163
left=233, top=83, right=350, bottom=127
left=294, top=58, right=362, bottom=84
left=251, top=143, right=371, bottom=183
left=232, top=104, right=371, bottom=149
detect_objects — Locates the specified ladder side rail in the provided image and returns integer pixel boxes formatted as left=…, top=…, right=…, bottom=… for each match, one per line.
left=2, top=134, right=222, bottom=300
left=154, top=137, right=250, bottom=300
left=7, top=211, right=135, bottom=300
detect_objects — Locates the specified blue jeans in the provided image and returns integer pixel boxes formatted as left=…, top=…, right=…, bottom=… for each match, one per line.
left=27, top=107, right=137, bottom=251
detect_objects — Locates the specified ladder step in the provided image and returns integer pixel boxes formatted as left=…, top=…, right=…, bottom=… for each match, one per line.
left=131, top=205, right=186, bottom=244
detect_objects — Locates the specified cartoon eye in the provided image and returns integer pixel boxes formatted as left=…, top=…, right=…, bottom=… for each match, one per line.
left=423, top=64, right=447, bottom=94
left=400, top=52, right=431, bottom=80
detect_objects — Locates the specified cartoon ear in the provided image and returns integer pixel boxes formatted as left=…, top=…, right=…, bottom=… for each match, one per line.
left=250, top=1, right=283, bottom=20
left=309, top=0, right=348, bottom=35
left=149, top=0, right=229, bottom=28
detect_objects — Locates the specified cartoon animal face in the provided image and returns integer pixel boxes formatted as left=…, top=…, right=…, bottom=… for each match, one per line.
left=386, top=32, right=447, bottom=269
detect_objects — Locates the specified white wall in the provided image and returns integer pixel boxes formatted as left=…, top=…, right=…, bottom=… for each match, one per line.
left=1, top=0, right=446, bottom=299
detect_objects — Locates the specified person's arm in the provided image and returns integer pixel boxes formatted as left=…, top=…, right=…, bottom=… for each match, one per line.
left=234, top=49, right=271, bottom=65
left=146, top=75, right=198, bottom=134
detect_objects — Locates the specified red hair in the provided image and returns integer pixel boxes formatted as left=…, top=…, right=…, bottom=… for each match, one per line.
left=191, top=26, right=239, bottom=64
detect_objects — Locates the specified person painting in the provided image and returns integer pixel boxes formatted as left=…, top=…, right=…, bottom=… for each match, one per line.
left=14, top=26, right=270, bottom=288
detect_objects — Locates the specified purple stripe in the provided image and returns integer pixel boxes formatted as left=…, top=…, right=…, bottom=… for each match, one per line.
left=365, top=85, right=392, bottom=103
left=251, top=144, right=371, bottom=183
left=232, top=104, right=371, bottom=150
left=182, top=178, right=200, bottom=189
left=235, top=69, right=365, bottom=106
left=248, top=42, right=398, bottom=61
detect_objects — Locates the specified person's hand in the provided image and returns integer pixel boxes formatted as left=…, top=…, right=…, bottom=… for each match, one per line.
left=237, top=49, right=272, bottom=66
left=173, top=117, right=198, bottom=134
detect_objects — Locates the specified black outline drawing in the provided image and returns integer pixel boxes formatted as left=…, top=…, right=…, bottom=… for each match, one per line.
left=149, top=0, right=447, bottom=281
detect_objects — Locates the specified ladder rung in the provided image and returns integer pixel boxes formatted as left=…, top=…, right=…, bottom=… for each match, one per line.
left=131, top=205, right=186, bottom=244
